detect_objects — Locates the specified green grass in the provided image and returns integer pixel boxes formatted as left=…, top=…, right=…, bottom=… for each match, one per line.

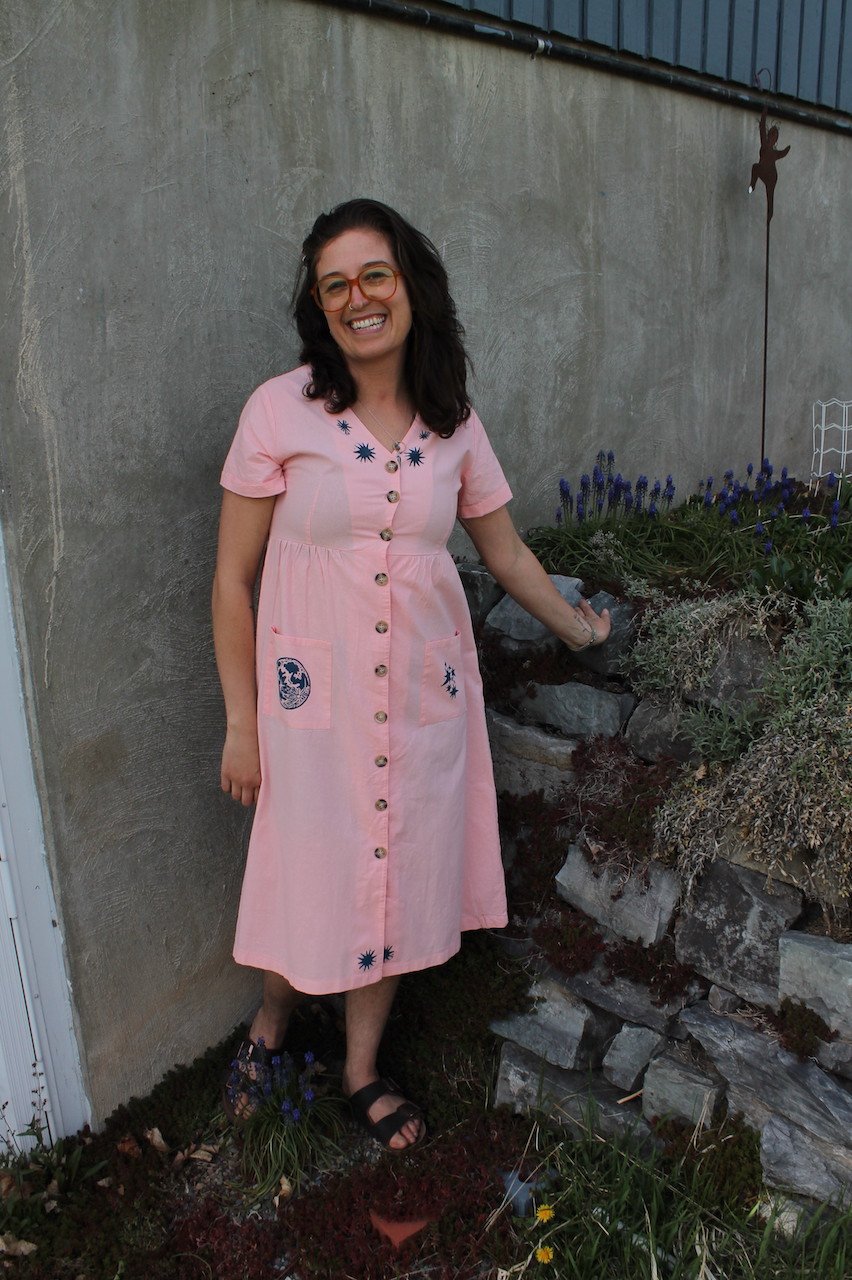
left=499, top=1120, right=852, bottom=1280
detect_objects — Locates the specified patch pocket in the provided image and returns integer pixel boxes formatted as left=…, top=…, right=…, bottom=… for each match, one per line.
left=419, top=631, right=467, bottom=726
left=262, top=629, right=332, bottom=730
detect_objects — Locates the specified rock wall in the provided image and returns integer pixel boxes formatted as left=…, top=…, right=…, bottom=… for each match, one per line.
left=460, top=563, right=852, bottom=1208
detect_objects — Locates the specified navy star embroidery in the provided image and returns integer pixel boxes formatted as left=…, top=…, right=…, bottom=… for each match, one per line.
left=355, top=442, right=376, bottom=462
left=337, top=419, right=351, bottom=434
left=383, top=945, right=394, bottom=962
left=358, top=949, right=376, bottom=971
left=442, top=663, right=458, bottom=698
left=406, top=446, right=425, bottom=467
left=419, top=430, right=430, bottom=440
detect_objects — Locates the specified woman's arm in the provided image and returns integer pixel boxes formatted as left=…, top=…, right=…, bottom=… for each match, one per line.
left=460, top=506, right=611, bottom=650
left=212, top=490, right=277, bottom=805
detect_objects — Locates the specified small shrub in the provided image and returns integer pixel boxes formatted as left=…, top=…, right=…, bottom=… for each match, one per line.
left=532, top=902, right=605, bottom=976
left=568, top=735, right=678, bottom=860
left=603, top=936, right=696, bottom=1005
left=766, top=997, right=837, bottom=1061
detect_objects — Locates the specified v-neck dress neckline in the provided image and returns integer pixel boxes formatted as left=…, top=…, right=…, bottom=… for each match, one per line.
left=346, top=408, right=420, bottom=457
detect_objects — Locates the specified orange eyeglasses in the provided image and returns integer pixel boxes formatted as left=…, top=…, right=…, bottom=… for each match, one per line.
left=311, top=263, right=403, bottom=313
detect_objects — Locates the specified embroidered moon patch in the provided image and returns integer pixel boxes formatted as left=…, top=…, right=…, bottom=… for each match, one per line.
left=276, top=657, right=311, bottom=709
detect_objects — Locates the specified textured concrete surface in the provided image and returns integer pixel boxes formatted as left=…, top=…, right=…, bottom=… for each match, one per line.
left=1, top=0, right=850, bottom=1122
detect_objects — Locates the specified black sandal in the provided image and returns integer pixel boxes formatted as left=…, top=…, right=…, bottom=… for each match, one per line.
left=221, top=1036, right=284, bottom=1125
left=347, top=1077, right=426, bottom=1151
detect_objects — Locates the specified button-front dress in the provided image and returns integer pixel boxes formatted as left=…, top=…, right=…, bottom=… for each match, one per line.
left=220, top=366, right=512, bottom=994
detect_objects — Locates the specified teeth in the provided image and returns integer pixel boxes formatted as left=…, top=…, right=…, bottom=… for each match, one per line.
left=350, top=315, right=385, bottom=331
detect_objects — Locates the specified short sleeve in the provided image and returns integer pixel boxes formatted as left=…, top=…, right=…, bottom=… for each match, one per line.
left=220, top=384, right=287, bottom=498
left=457, top=411, right=513, bottom=519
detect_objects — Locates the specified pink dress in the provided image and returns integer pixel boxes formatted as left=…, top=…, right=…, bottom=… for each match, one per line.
left=220, top=366, right=511, bottom=994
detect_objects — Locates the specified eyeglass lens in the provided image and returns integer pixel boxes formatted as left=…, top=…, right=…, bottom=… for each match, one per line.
left=316, top=265, right=397, bottom=311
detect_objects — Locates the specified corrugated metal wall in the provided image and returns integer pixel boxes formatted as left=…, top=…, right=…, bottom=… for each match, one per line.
left=443, top=0, right=851, bottom=113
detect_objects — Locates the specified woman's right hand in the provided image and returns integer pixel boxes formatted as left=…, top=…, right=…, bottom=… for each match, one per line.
left=221, top=725, right=262, bottom=807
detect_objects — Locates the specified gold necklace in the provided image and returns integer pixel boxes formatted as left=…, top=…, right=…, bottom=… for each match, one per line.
left=359, top=402, right=412, bottom=453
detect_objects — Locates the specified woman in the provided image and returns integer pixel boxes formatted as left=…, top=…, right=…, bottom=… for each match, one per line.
left=212, top=198, right=610, bottom=1151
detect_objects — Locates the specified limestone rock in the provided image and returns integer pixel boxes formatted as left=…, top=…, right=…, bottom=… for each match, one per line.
left=560, top=956, right=692, bottom=1035
left=494, top=1038, right=655, bottom=1149
left=761, top=1115, right=852, bottom=1204
left=490, top=975, right=619, bottom=1071
left=642, top=1051, right=724, bottom=1126
left=555, top=845, right=679, bottom=946
left=686, top=635, right=773, bottom=712
left=675, top=859, right=802, bottom=1008
left=571, top=593, right=636, bottom=678
left=816, top=1037, right=852, bottom=1082
left=679, top=1004, right=852, bottom=1160
left=516, top=682, right=634, bottom=740
left=602, top=1025, right=665, bottom=1092
left=485, top=575, right=584, bottom=652
left=486, top=710, right=578, bottom=802
left=456, top=561, right=505, bottom=629
left=707, top=984, right=741, bottom=1014
left=624, top=697, right=697, bottom=764
left=778, top=933, right=852, bottom=1039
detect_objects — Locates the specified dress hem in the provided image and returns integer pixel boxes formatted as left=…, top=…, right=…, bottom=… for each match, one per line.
left=232, top=914, right=508, bottom=997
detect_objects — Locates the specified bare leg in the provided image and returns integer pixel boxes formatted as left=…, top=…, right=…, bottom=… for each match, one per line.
left=341, top=975, right=423, bottom=1149
left=248, top=970, right=304, bottom=1048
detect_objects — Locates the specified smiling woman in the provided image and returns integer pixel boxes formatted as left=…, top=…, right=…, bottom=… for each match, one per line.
left=211, top=198, right=610, bottom=1155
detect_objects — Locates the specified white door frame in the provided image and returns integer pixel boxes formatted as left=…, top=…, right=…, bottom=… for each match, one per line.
left=0, top=522, right=90, bottom=1147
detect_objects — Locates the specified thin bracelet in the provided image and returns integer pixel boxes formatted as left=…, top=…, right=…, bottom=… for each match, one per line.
left=571, top=623, right=598, bottom=652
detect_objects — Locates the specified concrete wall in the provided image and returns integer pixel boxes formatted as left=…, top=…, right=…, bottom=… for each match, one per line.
left=0, top=0, right=849, bottom=1122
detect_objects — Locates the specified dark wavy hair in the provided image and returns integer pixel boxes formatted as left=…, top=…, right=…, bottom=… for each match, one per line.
left=292, top=199, right=471, bottom=438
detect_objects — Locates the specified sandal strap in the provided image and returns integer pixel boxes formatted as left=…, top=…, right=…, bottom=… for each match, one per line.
left=347, top=1076, right=424, bottom=1148
left=368, top=1102, right=422, bottom=1147
left=347, top=1076, right=401, bottom=1112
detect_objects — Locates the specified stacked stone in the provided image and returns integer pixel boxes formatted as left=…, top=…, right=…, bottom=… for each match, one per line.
left=458, top=563, right=852, bottom=1208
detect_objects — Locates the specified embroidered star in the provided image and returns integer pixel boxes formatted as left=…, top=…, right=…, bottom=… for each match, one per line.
left=355, top=442, right=376, bottom=462
left=406, top=447, right=425, bottom=466
left=419, top=430, right=430, bottom=440
left=383, top=945, right=394, bottom=962
left=358, top=949, right=376, bottom=970
left=337, top=419, right=351, bottom=434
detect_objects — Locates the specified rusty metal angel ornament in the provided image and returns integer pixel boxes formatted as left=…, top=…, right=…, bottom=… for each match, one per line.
left=748, top=105, right=790, bottom=224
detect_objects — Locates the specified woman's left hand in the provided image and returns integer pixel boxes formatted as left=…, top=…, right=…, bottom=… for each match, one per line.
left=572, top=597, right=611, bottom=649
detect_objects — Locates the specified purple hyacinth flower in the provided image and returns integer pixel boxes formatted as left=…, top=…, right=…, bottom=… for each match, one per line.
left=304, top=1051, right=315, bottom=1065
left=827, top=471, right=838, bottom=487
left=703, top=490, right=713, bottom=508
left=747, top=463, right=754, bottom=477
left=802, top=508, right=811, bottom=521
left=729, top=510, right=740, bottom=525
left=764, top=540, right=773, bottom=554
left=755, top=521, right=765, bottom=536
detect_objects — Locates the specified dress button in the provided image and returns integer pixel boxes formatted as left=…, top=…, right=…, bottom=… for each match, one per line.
left=375, top=572, right=389, bottom=586
left=374, top=847, right=388, bottom=860
left=374, top=664, right=388, bottom=676
left=375, top=798, right=388, bottom=811
left=375, top=620, right=389, bottom=634
left=375, top=755, right=388, bottom=767
left=380, top=528, right=393, bottom=541
left=374, top=711, right=388, bottom=723
left=385, top=460, right=399, bottom=473
left=386, top=490, right=400, bottom=503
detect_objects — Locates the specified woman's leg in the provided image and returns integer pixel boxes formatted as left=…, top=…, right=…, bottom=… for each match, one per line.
left=341, top=974, right=423, bottom=1149
left=248, top=970, right=304, bottom=1048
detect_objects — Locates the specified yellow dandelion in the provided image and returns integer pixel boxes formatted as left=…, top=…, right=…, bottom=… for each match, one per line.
left=535, top=1245, right=555, bottom=1264
left=535, top=1204, right=555, bottom=1223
